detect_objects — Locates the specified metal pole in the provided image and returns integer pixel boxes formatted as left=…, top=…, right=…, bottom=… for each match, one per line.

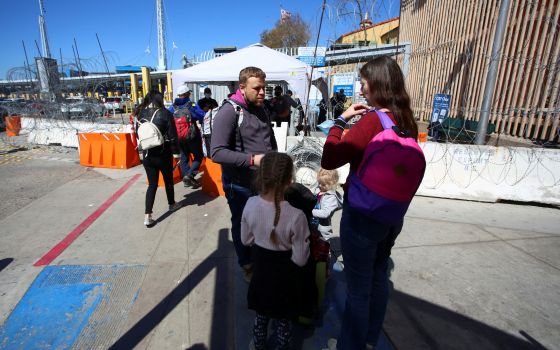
left=38, top=0, right=51, bottom=58
left=475, top=0, right=511, bottom=145
left=22, top=41, right=33, bottom=81
left=96, top=33, right=111, bottom=75
left=73, top=38, right=84, bottom=75
left=303, top=0, right=327, bottom=136
left=156, top=0, right=167, bottom=71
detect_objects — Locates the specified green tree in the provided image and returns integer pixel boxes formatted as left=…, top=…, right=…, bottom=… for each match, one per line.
left=260, top=14, right=311, bottom=48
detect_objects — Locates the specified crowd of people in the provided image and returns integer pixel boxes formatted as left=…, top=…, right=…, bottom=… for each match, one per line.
left=132, top=56, right=420, bottom=350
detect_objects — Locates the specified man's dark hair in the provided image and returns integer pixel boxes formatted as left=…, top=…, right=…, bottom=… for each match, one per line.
left=204, top=87, right=211, bottom=94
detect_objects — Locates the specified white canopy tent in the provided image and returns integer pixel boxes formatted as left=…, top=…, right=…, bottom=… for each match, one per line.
left=171, top=44, right=313, bottom=111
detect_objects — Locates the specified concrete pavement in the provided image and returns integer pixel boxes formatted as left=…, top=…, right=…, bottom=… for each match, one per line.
left=0, top=146, right=559, bottom=349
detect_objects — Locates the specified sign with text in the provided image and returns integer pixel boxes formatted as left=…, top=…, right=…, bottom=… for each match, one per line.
left=297, top=47, right=326, bottom=67
left=431, top=94, right=451, bottom=123
left=332, top=74, right=355, bottom=97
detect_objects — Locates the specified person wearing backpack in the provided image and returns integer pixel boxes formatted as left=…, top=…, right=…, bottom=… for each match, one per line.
left=211, top=66, right=277, bottom=282
left=169, top=85, right=205, bottom=187
left=321, top=56, right=425, bottom=350
left=134, top=90, right=182, bottom=227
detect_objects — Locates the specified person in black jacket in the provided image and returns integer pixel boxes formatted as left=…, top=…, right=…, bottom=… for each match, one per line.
left=134, top=90, right=182, bottom=226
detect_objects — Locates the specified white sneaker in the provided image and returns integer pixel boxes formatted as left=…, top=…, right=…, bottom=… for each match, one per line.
left=321, top=338, right=337, bottom=350
left=144, top=217, right=155, bottom=226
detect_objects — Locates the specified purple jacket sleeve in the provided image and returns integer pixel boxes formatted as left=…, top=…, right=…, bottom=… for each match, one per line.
left=210, top=103, right=250, bottom=167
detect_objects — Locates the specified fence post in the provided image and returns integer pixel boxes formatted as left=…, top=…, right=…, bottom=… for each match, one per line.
left=475, top=0, right=511, bottom=145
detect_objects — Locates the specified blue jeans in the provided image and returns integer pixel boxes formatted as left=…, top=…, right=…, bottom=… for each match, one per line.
left=223, top=181, right=254, bottom=267
left=179, top=137, right=203, bottom=178
left=338, top=200, right=402, bottom=349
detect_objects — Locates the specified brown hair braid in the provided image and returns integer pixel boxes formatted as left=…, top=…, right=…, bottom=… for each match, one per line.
left=255, top=152, right=294, bottom=246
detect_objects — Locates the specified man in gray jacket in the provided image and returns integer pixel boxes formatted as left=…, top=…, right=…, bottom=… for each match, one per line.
left=210, top=66, right=277, bottom=281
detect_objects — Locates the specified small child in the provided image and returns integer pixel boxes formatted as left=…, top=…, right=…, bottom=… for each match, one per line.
left=312, top=168, right=343, bottom=241
left=241, top=152, right=310, bottom=350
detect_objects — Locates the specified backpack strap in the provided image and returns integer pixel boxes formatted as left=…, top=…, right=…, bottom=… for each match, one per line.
left=224, top=99, right=245, bottom=151
left=375, top=110, right=395, bottom=130
left=150, top=108, right=160, bottom=123
left=376, top=110, right=409, bottom=137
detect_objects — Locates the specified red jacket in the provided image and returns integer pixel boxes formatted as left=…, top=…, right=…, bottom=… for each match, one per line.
left=321, top=110, right=397, bottom=191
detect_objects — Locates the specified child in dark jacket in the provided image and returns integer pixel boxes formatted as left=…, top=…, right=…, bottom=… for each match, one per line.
left=241, top=152, right=310, bottom=350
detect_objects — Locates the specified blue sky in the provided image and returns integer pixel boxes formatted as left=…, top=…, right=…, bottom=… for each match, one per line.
left=0, top=0, right=400, bottom=79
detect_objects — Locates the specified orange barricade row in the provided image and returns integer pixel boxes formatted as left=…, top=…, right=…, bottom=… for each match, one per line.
left=201, top=158, right=225, bottom=197
left=5, top=116, right=22, bottom=137
left=78, top=132, right=140, bottom=169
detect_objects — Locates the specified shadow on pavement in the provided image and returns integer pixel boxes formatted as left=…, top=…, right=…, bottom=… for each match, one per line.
left=385, top=289, right=547, bottom=349
left=182, top=189, right=217, bottom=207
left=0, top=258, right=14, bottom=273
left=108, top=229, right=233, bottom=349
left=151, top=191, right=217, bottom=226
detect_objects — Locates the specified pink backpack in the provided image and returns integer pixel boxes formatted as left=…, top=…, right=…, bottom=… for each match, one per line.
left=348, top=110, right=426, bottom=225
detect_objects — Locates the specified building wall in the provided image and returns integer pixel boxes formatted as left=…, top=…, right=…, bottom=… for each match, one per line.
left=399, top=0, right=560, bottom=141
left=337, top=18, right=400, bottom=46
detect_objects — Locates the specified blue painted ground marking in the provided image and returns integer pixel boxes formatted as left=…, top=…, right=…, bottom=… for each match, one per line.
left=0, top=265, right=146, bottom=350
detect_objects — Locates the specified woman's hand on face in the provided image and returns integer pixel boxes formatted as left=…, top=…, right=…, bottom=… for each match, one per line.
left=340, top=103, right=370, bottom=122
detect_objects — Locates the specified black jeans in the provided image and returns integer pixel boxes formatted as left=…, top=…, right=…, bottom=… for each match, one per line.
left=143, top=151, right=175, bottom=214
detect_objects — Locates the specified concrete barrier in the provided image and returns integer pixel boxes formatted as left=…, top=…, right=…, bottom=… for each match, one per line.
left=20, top=119, right=559, bottom=205
left=287, top=136, right=560, bottom=205
left=21, top=117, right=132, bottom=148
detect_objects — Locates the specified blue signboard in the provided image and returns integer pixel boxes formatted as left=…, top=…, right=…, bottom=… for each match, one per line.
left=297, top=56, right=325, bottom=67
left=297, top=46, right=326, bottom=67
left=333, top=84, right=354, bottom=97
left=431, top=94, right=451, bottom=123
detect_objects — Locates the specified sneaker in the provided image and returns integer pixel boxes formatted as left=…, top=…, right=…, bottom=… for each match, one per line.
left=333, top=260, right=344, bottom=272
left=190, top=176, right=201, bottom=188
left=184, top=174, right=200, bottom=188
left=182, top=175, right=191, bottom=187
left=242, top=264, right=253, bottom=283
left=169, top=202, right=182, bottom=212
left=321, top=338, right=336, bottom=350
left=144, top=217, right=155, bottom=227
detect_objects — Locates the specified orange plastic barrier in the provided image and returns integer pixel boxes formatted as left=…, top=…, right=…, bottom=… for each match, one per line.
left=418, top=132, right=427, bottom=143
left=79, top=132, right=140, bottom=169
left=154, top=157, right=182, bottom=187
left=201, top=158, right=225, bottom=197
left=5, top=116, right=21, bottom=137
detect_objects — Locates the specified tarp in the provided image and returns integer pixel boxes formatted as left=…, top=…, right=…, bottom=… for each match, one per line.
left=171, top=44, right=312, bottom=110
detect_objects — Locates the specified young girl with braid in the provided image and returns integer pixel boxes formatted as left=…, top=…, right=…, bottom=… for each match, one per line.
left=241, top=152, right=310, bottom=350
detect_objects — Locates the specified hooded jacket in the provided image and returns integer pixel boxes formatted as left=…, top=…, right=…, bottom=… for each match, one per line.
left=312, top=189, right=343, bottom=239
left=210, top=89, right=277, bottom=187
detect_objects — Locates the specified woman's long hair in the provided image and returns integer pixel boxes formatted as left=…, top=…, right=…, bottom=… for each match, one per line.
left=360, top=56, right=418, bottom=138
left=133, top=90, right=165, bottom=116
left=255, top=152, right=294, bottom=246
